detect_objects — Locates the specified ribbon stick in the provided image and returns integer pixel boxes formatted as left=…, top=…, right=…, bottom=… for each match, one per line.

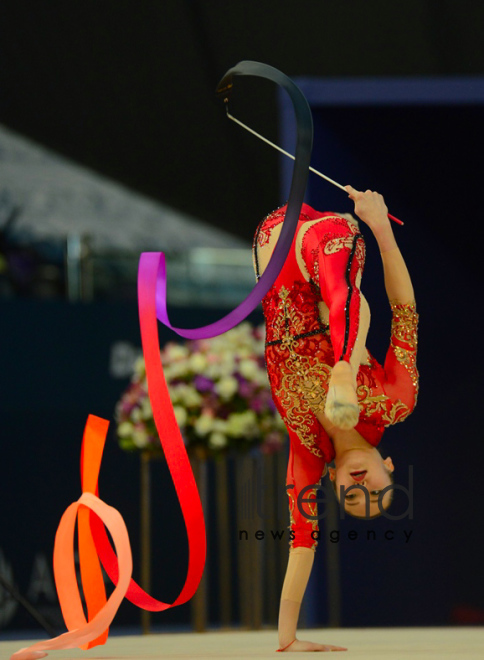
left=224, top=104, right=404, bottom=226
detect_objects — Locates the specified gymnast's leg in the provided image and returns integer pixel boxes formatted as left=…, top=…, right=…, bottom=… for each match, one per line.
left=325, top=292, right=370, bottom=428
left=313, top=229, right=370, bottom=429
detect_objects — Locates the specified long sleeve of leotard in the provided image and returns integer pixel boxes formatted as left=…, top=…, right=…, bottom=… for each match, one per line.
left=381, top=301, right=419, bottom=424
left=300, top=216, right=366, bottom=363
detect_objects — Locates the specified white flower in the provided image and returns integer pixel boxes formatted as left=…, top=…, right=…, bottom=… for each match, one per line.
left=131, top=407, right=142, bottom=423
left=207, top=360, right=233, bottom=379
left=194, top=413, right=214, bottom=436
left=226, top=410, right=258, bottom=437
left=118, top=421, right=133, bottom=437
left=208, top=431, right=228, bottom=449
left=167, top=361, right=189, bottom=379
left=167, top=384, right=178, bottom=403
left=133, top=356, right=146, bottom=377
left=215, top=376, right=239, bottom=400
left=225, top=413, right=246, bottom=437
left=132, top=427, right=149, bottom=448
left=180, top=385, right=203, bottom=407
left=239, top=346, right=253, bottom=358
left=212, top=418, right=228, bottom=433
left=239, top=358, right=258, bottom=380
left=141, top=397, right=153, bottom=419
left=173, top=405, right=188, bottom=427
left=220, top=350, right=236, bottom=367
left=189, top=352, right=208, bottom=373
left=252, top=369, right=270, bottom=387
left=252, top=338, right=265, bottom=356
left=164, top=343, right=189, bottom=361
left=168, top=384, right=202, bottom=407
left=204, top=363, right=220, bottom=379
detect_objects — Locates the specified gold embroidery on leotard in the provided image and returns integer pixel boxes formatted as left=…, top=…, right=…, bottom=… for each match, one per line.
left=267, top=285, right=332, bottom=457
left=354, top=302, right=418, bottom=426
left=357, top=385, right=390, bottom=417
left=304, top=487, right=320, bottom=550
left=287, top=485, right=319, bottom=550
left=278, top=286, right=313, bottom=336
left=308, top=235, right=365, bottom=291
left=357, top=381, right=412, bottom=426
left=257, top=225, right=272, bottom=248
left=384, top=399, right=412, bottom=424
left=389, top=301, right=419, bottom=395
left=324, top=235, right=366, bottom=266
left=276, top=351, right=331, bottom=458
left=390, top=301, right=418, bottom=344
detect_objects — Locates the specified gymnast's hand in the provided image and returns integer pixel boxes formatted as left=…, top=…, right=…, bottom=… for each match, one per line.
left=279, top=638, right=347, bottom=652
left=345, top=185, right=397, bottom=252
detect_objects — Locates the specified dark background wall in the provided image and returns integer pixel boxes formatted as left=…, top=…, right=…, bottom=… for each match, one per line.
left=1, top=1, right=483, bottom=241
left=1, top=0, right=484, bottom=634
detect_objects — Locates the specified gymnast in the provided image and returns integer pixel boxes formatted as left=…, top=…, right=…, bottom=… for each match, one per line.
left=252, top=186, right=419, bottom=652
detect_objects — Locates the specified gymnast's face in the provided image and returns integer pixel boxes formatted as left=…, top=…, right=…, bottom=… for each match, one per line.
left=328, top=453, right=394, bottom=518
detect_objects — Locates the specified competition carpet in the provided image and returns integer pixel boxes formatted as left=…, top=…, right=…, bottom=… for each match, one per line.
left=1, top=627, right=483, bottom=659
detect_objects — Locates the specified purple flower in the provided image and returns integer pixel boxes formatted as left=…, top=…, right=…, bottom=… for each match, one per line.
left=121, top=400, right=136, bottom=415
left=249, top=396, right=264, bottom=414
left=193, top=375, right=214, bottom=392
left=238, top=379, right=253, bottom=398
left=267, top=397, right=277, bottom=413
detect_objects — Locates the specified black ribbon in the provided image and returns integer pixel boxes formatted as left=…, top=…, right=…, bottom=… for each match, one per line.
left=214, top=60, right=313, bottom=317
left=150, top=61, right=314, bottom=341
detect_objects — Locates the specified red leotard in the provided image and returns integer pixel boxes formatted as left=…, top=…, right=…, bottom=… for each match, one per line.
left=253, top=204, right=418, bottom=549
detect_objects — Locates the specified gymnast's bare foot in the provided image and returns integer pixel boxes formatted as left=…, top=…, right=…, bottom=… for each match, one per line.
left=324, top=361, right=359, bottom=430
left=279, top=638, right=347, bottom=652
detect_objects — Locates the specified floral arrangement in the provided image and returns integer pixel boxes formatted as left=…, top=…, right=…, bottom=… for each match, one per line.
left=115, top=322, right=286, bottom=458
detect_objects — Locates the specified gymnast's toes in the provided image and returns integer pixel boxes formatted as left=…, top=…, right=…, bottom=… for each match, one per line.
left=325, top=362, right=359, bottom=430
left=325, top=391, right=359, bottom=430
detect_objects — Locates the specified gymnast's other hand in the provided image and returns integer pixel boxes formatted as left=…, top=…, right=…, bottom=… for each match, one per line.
left=280, top=638, right=347, bottom=652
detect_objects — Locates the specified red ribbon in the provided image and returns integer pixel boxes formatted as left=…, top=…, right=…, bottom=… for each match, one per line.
left=11, top=254, right=206, bottom=660
left=91, top=252, right=206, bottom=610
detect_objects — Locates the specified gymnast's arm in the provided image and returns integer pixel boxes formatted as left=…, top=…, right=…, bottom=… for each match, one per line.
left=345, top=186, right=418, bottom=416
left=345, top=185, right=414, bottom=304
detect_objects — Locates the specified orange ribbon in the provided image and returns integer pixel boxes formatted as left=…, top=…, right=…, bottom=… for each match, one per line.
left=11, top=416, right=132, bottom=660
left=12, top=254, right=207, bottom=659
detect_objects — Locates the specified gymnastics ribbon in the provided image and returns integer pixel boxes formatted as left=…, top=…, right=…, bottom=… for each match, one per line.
left=11, top=416, right=132, bottom=660
left=11, top=61, right=313, bottom=660
left=89, top=61, right=314, bottom=611
left=90, top=60, right=314, bottom=608
left=154, top=60, right=314, bottom=338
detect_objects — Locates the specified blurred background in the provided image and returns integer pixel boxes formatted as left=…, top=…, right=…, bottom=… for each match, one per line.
left=1, top=0, right=484, bottom=639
